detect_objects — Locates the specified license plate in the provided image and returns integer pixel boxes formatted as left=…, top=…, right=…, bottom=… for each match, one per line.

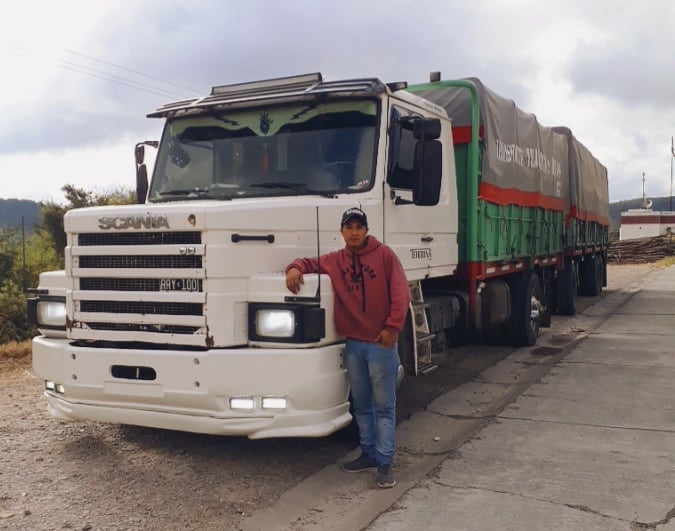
left=159, top=278, right=201, bottom=292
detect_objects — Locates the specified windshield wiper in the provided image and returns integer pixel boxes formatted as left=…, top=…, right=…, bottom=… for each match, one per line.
left=159, top=188, right=209, bottom=196
left=250, top=181, right=336, bottom=198
left=157, top=188, right=232, bottom=200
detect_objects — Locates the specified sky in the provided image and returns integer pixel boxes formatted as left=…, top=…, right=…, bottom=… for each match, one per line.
left=1, top=0, right=674, bottom=204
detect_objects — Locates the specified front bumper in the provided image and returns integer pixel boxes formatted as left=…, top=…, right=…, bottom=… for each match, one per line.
left=32, top=336, right=351, bottom=439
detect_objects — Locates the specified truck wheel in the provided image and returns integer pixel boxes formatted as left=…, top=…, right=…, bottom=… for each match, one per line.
left=594, top=255, right=604, bottom=295
left=540, top=277, right=554, bottom=328
left=581, top=255, right=603, bottom=296
left=557, top=259, right=577, bottom=315
left=507, top=272, right=544, bottom=347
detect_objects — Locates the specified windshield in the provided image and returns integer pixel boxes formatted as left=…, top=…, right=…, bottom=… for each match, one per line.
left=148, top=100, right=378, bottom=201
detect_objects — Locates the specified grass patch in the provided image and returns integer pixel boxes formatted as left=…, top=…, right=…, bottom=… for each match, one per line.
left=657, top=256, right=675, bottom=268
left=0, top=339, right=32, bottom=359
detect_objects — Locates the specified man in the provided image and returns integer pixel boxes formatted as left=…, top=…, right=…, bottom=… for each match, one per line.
left=285, top=207, right=410, bottom=488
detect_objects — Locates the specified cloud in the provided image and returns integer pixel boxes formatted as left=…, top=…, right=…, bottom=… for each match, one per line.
left=1, top=0, right=674, bottom=201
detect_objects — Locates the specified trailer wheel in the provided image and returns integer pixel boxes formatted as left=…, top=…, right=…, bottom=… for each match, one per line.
left=507, top=272, right=544, bottom=346
left=540, top=276, right=554, bottom=328
left=581, top=255, right=603, bottom=296
left=557, top=258, right=577, bottom=315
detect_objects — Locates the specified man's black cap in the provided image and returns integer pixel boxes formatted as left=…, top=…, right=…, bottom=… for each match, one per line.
left=340, top=207, right=368, bottom=228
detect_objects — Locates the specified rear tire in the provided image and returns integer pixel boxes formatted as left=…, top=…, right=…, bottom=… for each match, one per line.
left=581, top=255, right=603, bottom=296
left=556, top=259, right=577, bottom=315
left=540, top=276, right=554, bottom=328
left=507, top=272, right=544, bottom=347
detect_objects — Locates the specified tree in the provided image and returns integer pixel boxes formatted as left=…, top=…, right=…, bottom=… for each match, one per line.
left=38, top=184, right=136, bottom=260
left=0, top=184, right=135, bottom=344
left=0, top=280, right=30, bottom=343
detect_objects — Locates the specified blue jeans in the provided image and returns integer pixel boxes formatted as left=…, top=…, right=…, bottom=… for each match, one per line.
left=344, top=339, right=399, bottom=466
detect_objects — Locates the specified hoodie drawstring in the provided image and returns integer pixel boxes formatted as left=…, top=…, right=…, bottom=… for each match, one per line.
left=350, top=252, right=366, bottom=312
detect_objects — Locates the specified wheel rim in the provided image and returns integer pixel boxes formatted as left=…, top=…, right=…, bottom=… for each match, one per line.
left=529, top=290, right=544, bottom=333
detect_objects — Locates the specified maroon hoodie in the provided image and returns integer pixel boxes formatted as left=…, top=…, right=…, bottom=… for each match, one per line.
left=286, top=236, right=410, bottom=342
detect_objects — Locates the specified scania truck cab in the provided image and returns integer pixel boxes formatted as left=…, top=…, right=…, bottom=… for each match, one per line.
left=30, top=73, right=458, bottom=438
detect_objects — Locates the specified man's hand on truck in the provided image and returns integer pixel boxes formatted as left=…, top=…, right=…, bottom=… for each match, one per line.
left=286, top=267, right=304, bottom=294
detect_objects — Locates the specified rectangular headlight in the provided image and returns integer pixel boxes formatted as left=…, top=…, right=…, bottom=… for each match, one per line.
left=255, top=309, right=295, bottom=338
left=248, top=303, right=325, bottom=343
left=38, top=300, right=67, bottom=327
left=32, top=298, right=67, bottom=328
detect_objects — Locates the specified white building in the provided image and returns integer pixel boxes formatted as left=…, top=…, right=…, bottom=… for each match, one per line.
left=620, top=208, right=675, bottom=240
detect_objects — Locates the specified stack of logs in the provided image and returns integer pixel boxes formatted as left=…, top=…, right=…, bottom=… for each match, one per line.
left=607, top=234, right=674, bottom=264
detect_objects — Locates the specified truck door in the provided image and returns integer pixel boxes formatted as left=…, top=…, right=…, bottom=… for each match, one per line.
left=383, top=102, right=458, bottom=280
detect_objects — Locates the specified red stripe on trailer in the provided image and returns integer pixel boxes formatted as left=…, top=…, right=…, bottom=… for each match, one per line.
left=479, top=182, right=567, bottom=211
left=569, top=206, right=610, bottom=226
left=452, top=125, right=484, bottom=144
left=462, top=256, right=561, bottom=282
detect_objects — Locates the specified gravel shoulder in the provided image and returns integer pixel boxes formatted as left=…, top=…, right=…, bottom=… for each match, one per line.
left=0, top=263, right=658, bottom=530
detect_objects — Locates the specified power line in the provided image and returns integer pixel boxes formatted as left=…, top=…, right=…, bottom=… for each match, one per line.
left=63, top=49, right=202, bottom=94
left=56, top=61, right=191, bottom=99
left=56, top=57, right=193, bottom=99
left=6, top=44, right=202, bottom=100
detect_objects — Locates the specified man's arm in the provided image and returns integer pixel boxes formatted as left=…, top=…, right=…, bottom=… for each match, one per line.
left=284, top=257, right=321, bottom=294
left=285, top=266, right=304, bottom=294
left=375, top=326, right=400, bottom=348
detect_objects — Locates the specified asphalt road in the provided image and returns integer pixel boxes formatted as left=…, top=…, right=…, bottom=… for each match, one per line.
left=0, top=264, right=648, bottom=530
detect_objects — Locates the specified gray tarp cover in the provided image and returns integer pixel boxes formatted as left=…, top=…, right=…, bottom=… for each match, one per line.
left=413, top=78, right=608, bottom=223
left=552, top=126, right=609, bottom=223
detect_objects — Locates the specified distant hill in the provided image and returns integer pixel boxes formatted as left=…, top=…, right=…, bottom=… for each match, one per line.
left=0, top=199, right=41, bottom=232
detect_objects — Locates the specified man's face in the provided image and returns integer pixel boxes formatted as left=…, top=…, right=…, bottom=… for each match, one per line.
left=340, top=220, right=368, bottom=252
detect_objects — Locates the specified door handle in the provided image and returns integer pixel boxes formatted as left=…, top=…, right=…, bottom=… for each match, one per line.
left=421, top=236, right=434, bottom=243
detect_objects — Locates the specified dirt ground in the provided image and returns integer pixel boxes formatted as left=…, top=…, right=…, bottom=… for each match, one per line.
left=0, top=263, right=657, bottom=530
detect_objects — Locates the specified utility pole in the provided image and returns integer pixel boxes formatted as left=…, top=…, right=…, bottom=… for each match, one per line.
left=21, top=216, right=26, bottom=293
left=642, top=172, right=646, bottom=206
left=670, top=137, right=674, bottom=212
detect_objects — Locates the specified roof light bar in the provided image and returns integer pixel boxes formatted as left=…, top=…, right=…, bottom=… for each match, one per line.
left=211, top=72, right=323, bottom=97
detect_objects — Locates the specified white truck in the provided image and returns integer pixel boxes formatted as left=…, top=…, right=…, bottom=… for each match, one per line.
left=29, top=72, right=608, bottom=438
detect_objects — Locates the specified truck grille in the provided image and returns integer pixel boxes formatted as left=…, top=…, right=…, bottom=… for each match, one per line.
left=72, top=230, right=206, bottom=343
left=79, top=255, right=202, bottom=269
left=79, top=278, right=203, bottom=292
left=86, top=323, right=200, bottom=334
left=80, top=301, right=202, bottom=316
left=78, top=231, right=201, bottom=246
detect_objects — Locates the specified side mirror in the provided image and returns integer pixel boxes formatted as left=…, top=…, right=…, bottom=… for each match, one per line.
left=134, top=141, right=158, bottom=204
left=135, top=144, right=145, bottom=165
left=413, top=118, right=442, bottom=140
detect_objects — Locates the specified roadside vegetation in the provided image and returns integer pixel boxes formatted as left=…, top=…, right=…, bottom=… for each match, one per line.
left=0, top=184, right=134, bottom=346
left=659, top=256, right=675, bottom=268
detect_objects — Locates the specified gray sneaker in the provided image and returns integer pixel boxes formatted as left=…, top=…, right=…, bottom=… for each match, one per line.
left=377, top=464, right=396, bottom=488
left=341, top=453, right=377, bottom=473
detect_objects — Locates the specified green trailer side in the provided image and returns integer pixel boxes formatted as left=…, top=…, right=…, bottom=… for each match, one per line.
left=408, top=79, right=566, bottom=273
